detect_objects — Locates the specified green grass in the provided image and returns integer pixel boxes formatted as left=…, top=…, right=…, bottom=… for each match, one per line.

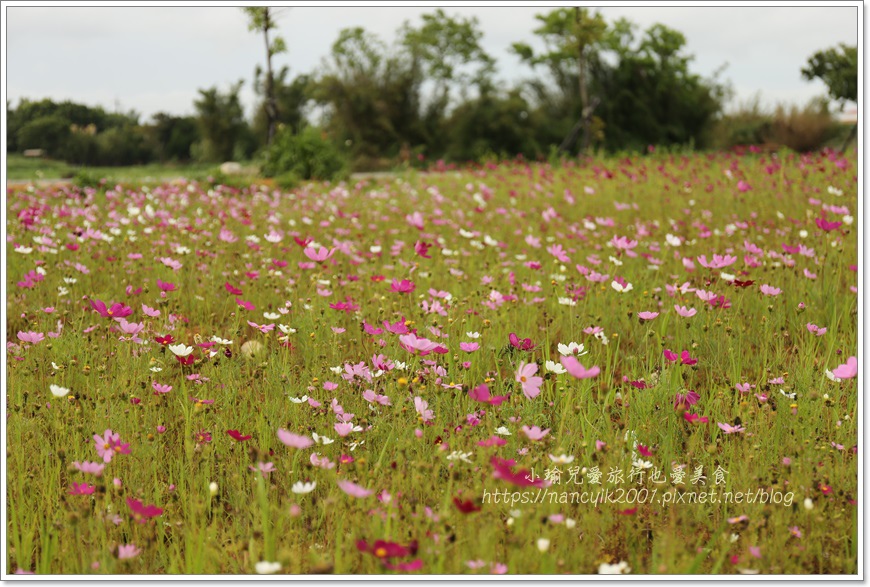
left=4, top=150, right=858, bottom=575
left=5, top=154, right=247, bottom=183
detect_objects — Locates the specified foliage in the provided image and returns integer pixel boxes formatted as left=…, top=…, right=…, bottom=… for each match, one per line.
left=193, top=81, right=249, bottom=162
left=801, top=44, right=858, bottom=107
left=261, top=125, right=348, bottom=181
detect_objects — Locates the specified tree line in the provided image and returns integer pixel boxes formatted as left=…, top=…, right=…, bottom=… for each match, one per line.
left=5, top=8, right=857, bottom=172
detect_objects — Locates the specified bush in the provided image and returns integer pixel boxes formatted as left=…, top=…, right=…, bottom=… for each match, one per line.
left=262, top=126, right=348, bottom=181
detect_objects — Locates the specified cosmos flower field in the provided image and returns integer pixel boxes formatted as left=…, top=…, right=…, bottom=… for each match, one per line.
left=5, top=149, right=859, bottom=575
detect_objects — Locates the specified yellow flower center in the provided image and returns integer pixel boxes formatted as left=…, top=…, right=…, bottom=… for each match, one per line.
left=374, top=547, right=387, bottom=558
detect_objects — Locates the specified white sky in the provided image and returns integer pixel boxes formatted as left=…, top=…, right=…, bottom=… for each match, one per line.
left=4, top=4, right=860, bottom=122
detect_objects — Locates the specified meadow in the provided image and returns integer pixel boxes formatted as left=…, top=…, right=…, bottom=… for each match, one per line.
left=5, top=149, right=859, bottom=575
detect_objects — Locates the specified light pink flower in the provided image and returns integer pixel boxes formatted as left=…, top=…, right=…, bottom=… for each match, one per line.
left=277, top=429, right=313, bottom=449
left=520, top=426, right=550, bottom=441
left=831, top=356, right=857, bottom=380
left=674, top=305, right=697, bottom=318
left=559, top=355, right=600, bottom=379
left=337, top=480, right=373, bottom=498
left=515, top=361, right=543, bottom=399
left=16, top=331, right=44, bottom=344
left=637, top=311, right=659, bottom=321
left=759, top=284, right=781, bottom=296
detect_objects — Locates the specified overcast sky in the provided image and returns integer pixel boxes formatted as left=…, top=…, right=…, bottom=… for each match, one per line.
left=5, top=5, right=860, bottom=122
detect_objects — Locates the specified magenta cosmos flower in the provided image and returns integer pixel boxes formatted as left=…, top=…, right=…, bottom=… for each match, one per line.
left=93, top=429, right=131, bottom=463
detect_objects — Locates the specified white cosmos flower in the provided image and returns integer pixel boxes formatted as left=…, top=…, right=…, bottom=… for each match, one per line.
left=466, top=331, right=480, bottom=338
left=779, top=389, right=796, bottom=400
left=167, top=343, right=194, bottom=357
left=277, top=324, right=296, bottom=335
left=50, top=385, right=70, bottom=397
left=63, top=277, right=77, bottom=284
left=263, top=312, right=280, bottom=321
left=632, top=459, right=653, bottom=469
left=599, top=561, right=631, bottom=574
left=150, top=366, right=163, bottom=373
left=665, top=234, right=681, bottom=247
left=608, top=256, right=623, bottom=266
left=291, top=481, right=316, bottom=494
left=446, top=451, right=473, bottom=463
left=545, top=360, right=567, bottom=374
left=255, top=561, right=282, bottom=575
left=825, top=369, right=842, bottom=383
left=495, top=426, right=512, bottom=436
left=720, top=272, right=736, bottom=282
left=210, top=336, right=233, bottom=345
left=312, top=433, right=334, bottom=445
left=557, top=342, right=587, bottom=357
left=14, top=246, right=33, bottom=254
left=51, top=362, right=63, bottom=370
left=558, top=297, right=577, bottom=306
left=548, top=454, right=575, bottom=464
left=289, top=395, right=309, bottom=404
left=611, top=280, right=633, bottom=293
left=329, top=366, right=343, bottom=374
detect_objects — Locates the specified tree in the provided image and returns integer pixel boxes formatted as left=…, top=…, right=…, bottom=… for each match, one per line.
left=193, top=81, right=248, bottom=162
left=801, top=44, right=857, bottom=107
left=252, top=67, right=311, bottom=145
left=243, top=7, right=288, bottom=145
left=512, top=8, right=607, bottom=155
left=801, top=43, right=857, bottom=151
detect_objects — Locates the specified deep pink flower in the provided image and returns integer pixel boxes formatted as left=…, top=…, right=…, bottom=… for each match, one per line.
left=490, top=456, right=548, bottom=488
left=508, top=333, right=536, bottom=351
left=390, top=279, right=415, bottom=294
left=673, top=390, right=700, bottom=409
left=126, top=497, right=163, bottom=523
left=469, top=384, right=509, bottom=406
left=67, top=482, right=95, bottom=495
left=90, top=299, right=133, bottom=319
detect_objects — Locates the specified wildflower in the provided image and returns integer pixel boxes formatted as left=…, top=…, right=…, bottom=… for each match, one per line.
left=469, top=384, right=508, bottom=406
left=559, top=355, right=600, bottom=379
left=674, top=305, right=697, bottom=318
left=126, top=498, right=163, bottom=523
left=337, top=480, right=373, bottom=498
left=167, top=343, right=194, bottom=357
left=516, top=362, right=543, bottom=399
left=250, top=462, right=276, bottom=476
left=93, top=429, right=130, bottom=463
left=508, top=333, right=536, bottom=351
left=557, top=342, right=587, bottom=357
left=521, top=426, right=550, bottom=441
left=226, top=429, right=252, bottom=442
left=255, top=561, right=282, bottom=575
left=292, top=481, right=317, bottom=494
left=50, top=384, right=70, bottom=397
left=67, top=482, right=95, bottom=495
left=72, top=461, right=105, bottom=476
left=414, top=397, right=434, bottom=422
left=151, top=382, right=172, bottom=395
left=277, top=429, right=313, bottom=449
left=637, top=311, right=659, bottom=321
left=117, top=544, right=141, bottom=560
left=16, top=331, right=44, bottom=344
left=831, top=356, right=857, bottom=380
left=544, top=360, right=566, bottom=374
left=717, top=422, right=745, bottom=434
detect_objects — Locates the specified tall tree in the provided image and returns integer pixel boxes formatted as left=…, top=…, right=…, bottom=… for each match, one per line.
left=243, top=7, right=287, bottom=145
left=193, top=81, right=247, bottom=162
left=801, top=43, right=857, bottom=151
left=512, top=8, right=607, bottom=155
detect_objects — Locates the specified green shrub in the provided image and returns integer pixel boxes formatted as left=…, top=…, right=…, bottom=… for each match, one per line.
left=262, top=126, right=348, bottom=181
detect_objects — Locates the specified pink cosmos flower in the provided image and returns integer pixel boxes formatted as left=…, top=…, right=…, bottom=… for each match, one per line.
left=520, top=425, right=550, bottom=441
left=831, top=356, right=857, bottom=380
left=515, top=362, right=543, bottom=399
left=277, top=429, right=313, bottom=449
left=717, top=422, right=745, bottom=434
left=459, top=342, right=480, bottom=352
left=399, top=333, right=441, bottom=356
left=68, top=482, right=96, bottom=495
left=508, top=332, right=536, bottom=351
left=806, top=323, right=827, bottom=336
left=247, top=321, right=274, bottom=333
left=414, top=397, right=434, bottom=422
left=696, top=254, right=737, bottom=269
left=126, top=498, right=163, bottom=523
left=141, top=304, right=160, bottom=318
left=334, top=422, right=354, bottom=437
left=663, top=349, right=679, bottom=362
left=337, top=480, right=373, bottom=498
left=759, top=284, right=781, bottom=296
left=249, top=462, right=276, bottom=476
left=152, top=382, right=172, bottom=395
left=72, top=461, right=105, bottom=476
left=303, top=246, right=336, bottom=262
left=469, top=384, right=509, bottom=406
left=117, top=544, right=141, bottom=560
left=390, top=279, right=416, bottom=293
left=735, top=382, right=754, bottom=393
left=93, top=429, right=130, bottom=463
left=310, top=453, right=336, bottom=469
left=16, top=331, right=44, bottom=344
left=637, top=311, right=659, bottom=321
left=156, top=279, right=176, bottom=292
left=559, top=355, right=600, bottom=379
left=679, top=350, right=698, bottom=366
left=90, top=299, right=133, bottom=319
left=674, top=305, right=697, bottom=318
left=673, top=390, right=700, bottom=409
